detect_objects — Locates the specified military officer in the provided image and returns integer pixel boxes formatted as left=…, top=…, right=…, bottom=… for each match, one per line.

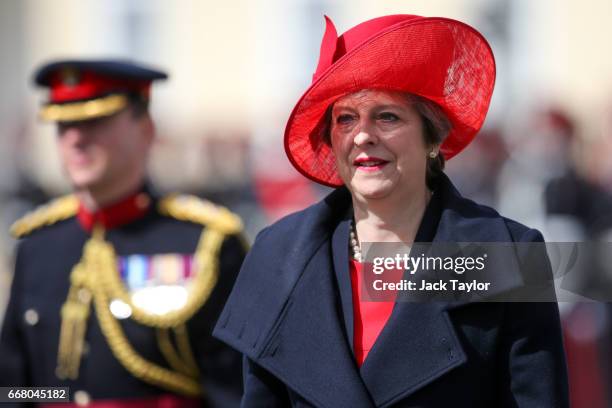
left=0, top=60, right=247, bottom=407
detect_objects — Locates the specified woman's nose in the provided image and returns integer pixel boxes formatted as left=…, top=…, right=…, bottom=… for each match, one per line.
left=353, top=124, right=378, bottom=146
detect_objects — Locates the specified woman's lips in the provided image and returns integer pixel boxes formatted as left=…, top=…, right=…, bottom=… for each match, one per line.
left=353, top=157, right=389, bottom=172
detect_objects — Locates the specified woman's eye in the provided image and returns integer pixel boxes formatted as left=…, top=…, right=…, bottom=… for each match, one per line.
left=336, top=114, right=355, bottom=125
left=378, top=112, right=399, bottom=122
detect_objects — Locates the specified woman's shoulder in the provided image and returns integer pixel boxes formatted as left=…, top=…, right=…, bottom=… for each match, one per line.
left=438, top=175, right=544, bottom=243
left=253, top=187, right=351, bottom=247
left=257, top=206, right=315, bottom=240
left=468, top=197, right=542, bottom=242
left=212, top=190, right=350, bottom=357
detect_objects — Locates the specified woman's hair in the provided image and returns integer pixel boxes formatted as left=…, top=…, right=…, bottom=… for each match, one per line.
left=407, top=94, right=451, bottom=189
left=322, top=91, right=452, bottom=189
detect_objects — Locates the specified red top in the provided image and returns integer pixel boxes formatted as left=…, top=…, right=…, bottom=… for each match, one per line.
left=77, top=191, right=151, bottom=232
left=350, top=259, right=397, bottom=367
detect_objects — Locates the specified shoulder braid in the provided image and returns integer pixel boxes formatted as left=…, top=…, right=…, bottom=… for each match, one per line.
left=11, top=195, right=79, bottom=238
left=157, top=194, right=243, bottom=235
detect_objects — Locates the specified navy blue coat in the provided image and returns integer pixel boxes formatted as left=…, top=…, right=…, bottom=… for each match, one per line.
left=213, top=174, right=569, bottom=407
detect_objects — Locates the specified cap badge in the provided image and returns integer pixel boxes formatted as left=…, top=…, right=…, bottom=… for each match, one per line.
left=61, top=67, right=80, bottom=87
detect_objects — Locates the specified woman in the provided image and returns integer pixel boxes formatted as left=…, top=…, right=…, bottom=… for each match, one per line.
left=214, top=15, right=568, bottom=407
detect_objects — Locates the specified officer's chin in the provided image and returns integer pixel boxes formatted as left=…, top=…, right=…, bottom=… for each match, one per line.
left=66, top=169, right=107, bottom=192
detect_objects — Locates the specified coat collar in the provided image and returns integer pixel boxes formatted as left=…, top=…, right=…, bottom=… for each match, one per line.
left=331, top=178, right=445, bottom=358
left=215, top=186, right=370, bottom=407
left=76, top=183, right=155, bottom=232
left=330, top=177, right=472, bottom=407
left=214, top=173, right=522, bottom=407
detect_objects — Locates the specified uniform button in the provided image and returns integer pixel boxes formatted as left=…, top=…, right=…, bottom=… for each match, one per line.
left=82, top=341, right=90, bottom=357
left=24, top=309, right=39, bottom=326
left=73, top=390, right=91, bottom=406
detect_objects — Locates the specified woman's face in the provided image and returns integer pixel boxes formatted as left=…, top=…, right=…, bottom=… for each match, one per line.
left=330, top=90, right=430, bottom=201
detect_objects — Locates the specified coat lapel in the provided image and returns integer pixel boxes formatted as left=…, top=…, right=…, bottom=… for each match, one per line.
left=357, top=183, right=469, bottom=406
left=359, top=302, right=467, bottom=407
left=258, top=240, right=374, bottom=408
left=358, top=174, right=524, bottom=405
left=215, top=187, right=373, bottom=407
left=331, top=217, right=355, bottom=349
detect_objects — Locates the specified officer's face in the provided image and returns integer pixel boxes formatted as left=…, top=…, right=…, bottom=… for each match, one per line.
left=56, top=107, right=153, bottom=193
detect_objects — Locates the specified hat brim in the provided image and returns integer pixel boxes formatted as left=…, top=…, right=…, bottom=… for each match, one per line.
left=284, top=17, right=496, bottom=187
left=39, top=94, right=128, bottom=122
left=34, top=59, right=168, bottom=86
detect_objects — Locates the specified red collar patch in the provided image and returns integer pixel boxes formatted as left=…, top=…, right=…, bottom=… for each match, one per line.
left=77, top=191, right=151, bottom=232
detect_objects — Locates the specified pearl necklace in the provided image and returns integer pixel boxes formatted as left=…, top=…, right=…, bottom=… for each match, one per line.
left=349, top=220, right=363, bottom=262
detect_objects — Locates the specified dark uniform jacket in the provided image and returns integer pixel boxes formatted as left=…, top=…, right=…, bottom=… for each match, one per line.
left=0, top=190, right=246, bottom=407
left=213, top=173, right=569, bottom=407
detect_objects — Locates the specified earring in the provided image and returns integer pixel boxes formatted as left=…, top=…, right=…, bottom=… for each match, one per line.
left=429, top=151, right=437, bottom=159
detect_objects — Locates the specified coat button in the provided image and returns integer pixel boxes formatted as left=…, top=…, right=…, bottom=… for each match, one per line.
left=24, top=309, right=39, bottom=326
left=74, top=390, right=91, bottom=406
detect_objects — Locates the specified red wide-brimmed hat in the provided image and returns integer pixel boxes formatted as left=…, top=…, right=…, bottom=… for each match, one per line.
left=284, top=14, right=496, bottom=187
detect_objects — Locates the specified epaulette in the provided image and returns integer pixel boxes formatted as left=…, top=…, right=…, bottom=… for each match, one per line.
left=11, top=195, right=79, bottom=238
left=157, top=194, right=243, bottom=235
